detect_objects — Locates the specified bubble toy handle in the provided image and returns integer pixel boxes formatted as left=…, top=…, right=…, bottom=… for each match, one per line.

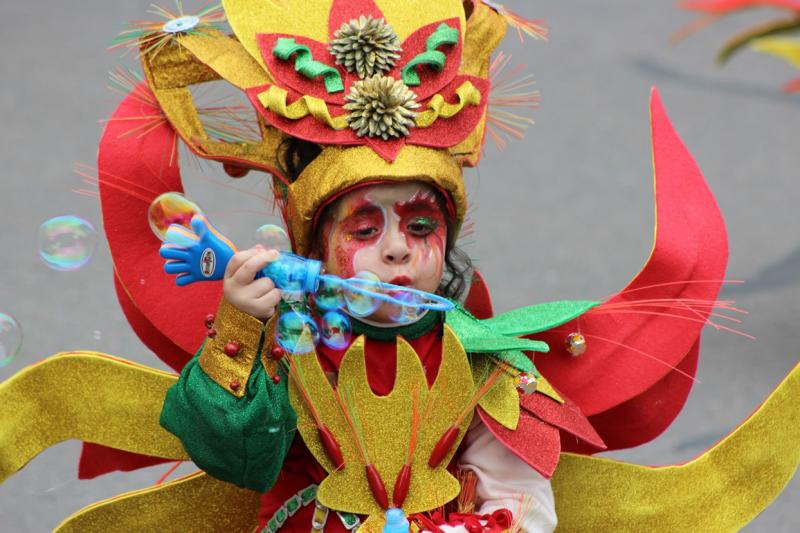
left=258, top=252, right=322, bottom=294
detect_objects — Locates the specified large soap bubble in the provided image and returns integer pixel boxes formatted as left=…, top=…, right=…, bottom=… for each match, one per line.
left=0, top=313, right=22, bottom=367
left=148, top=192, right=203, bottom=241
left=277, top=311, right=320, bottom=354
left=38, top=216, right=98, bottom=271
left=320, top=311, right=352, bottom=350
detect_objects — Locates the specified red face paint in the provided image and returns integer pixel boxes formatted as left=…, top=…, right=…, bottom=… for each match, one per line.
left=319, top=182, right=449, bottom=322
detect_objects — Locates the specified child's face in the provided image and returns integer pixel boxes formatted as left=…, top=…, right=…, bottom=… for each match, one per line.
left=321, top=182, right=448, bottom=321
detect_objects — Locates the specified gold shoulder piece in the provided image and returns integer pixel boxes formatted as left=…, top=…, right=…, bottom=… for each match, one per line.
left=55, top=471, right=260, bottom=533
left=552, top=363, right=800, bottom=532
left=289, top=326, right=474, bottom=527
left=0, top=352, right=187, bottom=483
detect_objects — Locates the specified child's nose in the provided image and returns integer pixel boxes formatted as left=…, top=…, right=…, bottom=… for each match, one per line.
left=382, top=227, right=411, bottom=264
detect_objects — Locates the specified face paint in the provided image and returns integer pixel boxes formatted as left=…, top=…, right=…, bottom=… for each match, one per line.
left=320, top=182, right=448, bottom=322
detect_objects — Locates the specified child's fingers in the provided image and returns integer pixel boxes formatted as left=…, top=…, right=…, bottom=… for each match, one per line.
left=254, top=289, right=283, bottom=318
left=224, top=248, right=260, bottom=279
left=231, top=250, right=279, bottom=285
left=248, top=276, right=278, bottom=298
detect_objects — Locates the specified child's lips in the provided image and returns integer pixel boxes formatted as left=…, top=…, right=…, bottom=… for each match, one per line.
left=388, top=275, right=413, bottom=287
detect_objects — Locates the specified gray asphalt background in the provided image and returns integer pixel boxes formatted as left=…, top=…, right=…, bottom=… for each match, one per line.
left=1, top=1, right=798, bottom=531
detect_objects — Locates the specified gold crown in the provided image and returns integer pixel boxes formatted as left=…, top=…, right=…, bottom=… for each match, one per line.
left=137, top=0, right=507, bottom=252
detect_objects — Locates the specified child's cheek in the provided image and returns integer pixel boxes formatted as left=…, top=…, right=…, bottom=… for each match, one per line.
left=332, top=235, right=376, bottom=279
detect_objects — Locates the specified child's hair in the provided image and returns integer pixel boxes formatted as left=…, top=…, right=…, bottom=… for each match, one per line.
left=278, top=138, right=474, bottom=301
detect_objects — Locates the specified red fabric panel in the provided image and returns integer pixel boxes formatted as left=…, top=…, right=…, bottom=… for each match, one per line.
left=463, top=270, right=494, bottom=320
left=98, top=85, right=223, bottom=362
left=535, top=88, right=727, bottom=417
left=78, top=443, right=171, bottom=479
left=563, top=340, right=701, bottom=453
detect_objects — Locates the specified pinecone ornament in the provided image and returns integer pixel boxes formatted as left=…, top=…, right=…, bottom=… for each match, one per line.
left=329, top=16, right=402, bottom=78
left=344, top=75, right=421, bottom=139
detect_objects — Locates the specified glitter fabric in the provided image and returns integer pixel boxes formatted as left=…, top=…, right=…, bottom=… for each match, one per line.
left=55, top=472, right=261, bottom=532
left=552, top=363, right=800, bottom=532
left=178, top=30, right=273, bottom=90
left=287, top=145, right=464, bottom=256
left=472, top=355, right=520, bottom=430
left=222, top=0, right=466, bottom=74
left=289, top=326, right=473, bottom=525
left=199, top=298, right=267, bottom=398
left=0, top=352, right=187, bottom=483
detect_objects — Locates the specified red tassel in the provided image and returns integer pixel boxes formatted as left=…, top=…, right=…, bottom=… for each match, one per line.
left=428, top=426, right=460, bottom=468
left=393, top=463, right=412, bottom=507
left=366, top=464, right=389, bottom=509
left=318, top=425, right=345, bottom=470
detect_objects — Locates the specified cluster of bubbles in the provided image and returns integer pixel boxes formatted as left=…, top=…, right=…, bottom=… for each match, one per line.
left=276, top=309, right=354, bottom=353
left=276, top=269, right=428, bottom=354
left=0, top=313, right=22, bottom=368
left=38, top=216, right=98, bottom=271
left=147, top=192, right=203, bottom=241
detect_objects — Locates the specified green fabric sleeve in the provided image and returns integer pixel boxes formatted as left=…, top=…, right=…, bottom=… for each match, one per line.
left=160, top=343, right=296, bottom=493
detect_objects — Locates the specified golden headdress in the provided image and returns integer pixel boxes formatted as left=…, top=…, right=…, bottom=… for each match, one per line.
left=138, top=0, right=508, bottom=254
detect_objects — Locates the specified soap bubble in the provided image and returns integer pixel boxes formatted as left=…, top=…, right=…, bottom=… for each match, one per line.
left=387, top=289, right=425, bottom=323
left=148, top=192, right=203, bottom=241
left=277, top=311, right=319, bottom=353
left=320, top=311, right=352, bottom=350
left=315, top=277, right=346, bottom=311
left=38, top=216, right=98, bottom=271
left=0, top=313, right=22, bottom=367
left=254, top=224, right=290, bottom=252
left=344, top=271, right=383, bottom=317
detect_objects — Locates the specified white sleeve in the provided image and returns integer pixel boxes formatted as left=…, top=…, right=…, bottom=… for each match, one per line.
left=457, top=418, right=558, bottom=533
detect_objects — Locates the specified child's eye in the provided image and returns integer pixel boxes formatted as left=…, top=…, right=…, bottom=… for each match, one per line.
left=353, top=226, right=379, bottom=239
left=407, top=217, right=438, bottom=236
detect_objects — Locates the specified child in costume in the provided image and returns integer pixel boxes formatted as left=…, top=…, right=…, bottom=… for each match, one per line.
left=0, top=1, right=798, bottom=531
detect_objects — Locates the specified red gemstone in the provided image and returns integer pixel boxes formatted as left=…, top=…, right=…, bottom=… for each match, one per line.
left=206, top=328, right=217, bottom=338
left=224, top=341, right=241, bottom=357
left=270, top=345, right=285, bottom=360
left=229, top=380, right=240, bottom=392
left=204, top=313, right=215, bottom=327
left=223, top=162, right=250, bottom=178
left=272, top=375, right=281, bottom=384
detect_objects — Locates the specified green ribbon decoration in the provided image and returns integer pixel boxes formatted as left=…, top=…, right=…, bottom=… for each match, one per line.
left=401, top=23, right=460, bottom=87
left=273, top=37, right=344, bottom=94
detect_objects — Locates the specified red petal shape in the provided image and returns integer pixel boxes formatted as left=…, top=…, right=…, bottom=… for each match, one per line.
left=478, top=407, right=562, bottom=479
left=534, top=87, right=727, bottom=416
left=463, top=270, right=494, bottom=320
left=366, top=136, right=406, bottom=162
left=520, top=390, right=606, bottom=451
left=78, top=443, right=170, bottom=479
left=328, top=0, right=385, bottom=40
left=680, top=0, right=800, bottom=13
left=99, top=85, right=222, bottom=362
left=783, top=77, right=800, bottom=92
left=386, top=18, right=464, bottom=102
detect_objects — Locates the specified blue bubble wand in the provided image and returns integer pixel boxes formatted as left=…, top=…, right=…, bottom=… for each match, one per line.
left=158, top=215, right=454, bottom=313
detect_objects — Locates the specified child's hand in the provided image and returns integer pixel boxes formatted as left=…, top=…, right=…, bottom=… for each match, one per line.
left=224, top=246, right=282, bottom=321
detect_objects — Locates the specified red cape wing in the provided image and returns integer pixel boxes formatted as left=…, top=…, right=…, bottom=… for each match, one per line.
left=535, top=87, right=727, bottom=417
left=98, top=85, right=222, bottom=365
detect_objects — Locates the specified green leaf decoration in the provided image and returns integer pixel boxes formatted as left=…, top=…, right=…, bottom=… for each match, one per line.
left=273, top=38, right=344, bottom=93
left=446, top=304, right=545, bottom=373
left=482, top=300, right=599, bottom=337
left=401, top=23, right=460, bottom=86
